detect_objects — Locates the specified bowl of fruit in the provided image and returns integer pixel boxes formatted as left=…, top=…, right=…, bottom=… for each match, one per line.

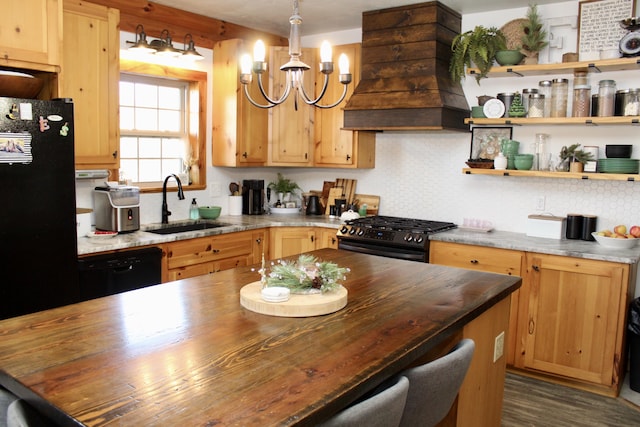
left=592, top=225, right=640, bottom=249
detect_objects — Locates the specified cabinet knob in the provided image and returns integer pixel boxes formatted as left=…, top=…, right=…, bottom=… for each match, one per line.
left=212, top=249, right=220, bottom=254
left=346, top=154, right=351, bottom=161
left=112, top=150, right=118, bottom=159
left=242, top=152, right=248, bottom=158
left=470, top=259, right=479, bottom=264
left=532, top=265, right=540, bottom=271
left=255, top=238, right=262, bottom=244
left=310, top=235, right=315, bottom=243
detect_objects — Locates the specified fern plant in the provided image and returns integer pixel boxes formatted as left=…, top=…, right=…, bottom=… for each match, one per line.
left=450, top=26, right=507, bottom=84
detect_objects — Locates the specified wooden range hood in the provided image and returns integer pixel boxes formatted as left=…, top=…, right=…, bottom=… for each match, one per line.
left=343, top=1, right=469, bottom=132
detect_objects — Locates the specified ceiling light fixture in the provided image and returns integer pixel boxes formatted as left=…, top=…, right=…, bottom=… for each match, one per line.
left=239, top=0, right=351, bottom=109
left=126, top=26, right=204, bottom=61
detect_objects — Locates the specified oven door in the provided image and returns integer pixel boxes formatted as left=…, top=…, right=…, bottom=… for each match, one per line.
left=338, top=239, right=428, bottom=263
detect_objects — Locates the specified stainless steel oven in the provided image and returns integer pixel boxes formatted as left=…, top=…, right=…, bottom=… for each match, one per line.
left=336, top=216, right=456, bottom=263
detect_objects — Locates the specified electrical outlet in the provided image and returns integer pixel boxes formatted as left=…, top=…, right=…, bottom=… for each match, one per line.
left=535, top=196, right=545, bottom=211
left=493, top=331, right=505, bottom=363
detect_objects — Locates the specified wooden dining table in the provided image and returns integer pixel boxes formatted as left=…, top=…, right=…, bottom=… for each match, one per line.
left=0, top=249, right=521, bottom=426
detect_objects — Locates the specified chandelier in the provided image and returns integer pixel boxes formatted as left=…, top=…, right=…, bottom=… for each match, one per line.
left=239, top=0, right=351, bottom=109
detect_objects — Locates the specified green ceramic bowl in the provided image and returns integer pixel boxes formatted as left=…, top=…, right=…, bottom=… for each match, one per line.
left=495, top=50, right=525, bottom=66
left=514, top=154, right=534, bottom=170
left=198, top=206, right=222, bottom=219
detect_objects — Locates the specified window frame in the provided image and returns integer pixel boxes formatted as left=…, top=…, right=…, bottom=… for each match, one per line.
left=119, top=59, right=207, bottom=193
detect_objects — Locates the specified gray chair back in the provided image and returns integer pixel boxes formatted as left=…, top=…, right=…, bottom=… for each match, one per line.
left=318, top=375, right=409, bottom=427
left=399, top=338, right=475, bottom=427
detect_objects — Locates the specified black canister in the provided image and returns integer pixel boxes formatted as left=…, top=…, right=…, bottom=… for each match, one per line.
left=566, top=214, right=584, bottom=239
left=581, top=215, right=598, bottom=241
left=497, top=93, right=515, bottom=118
left=591, top=94, right=598, bottom=117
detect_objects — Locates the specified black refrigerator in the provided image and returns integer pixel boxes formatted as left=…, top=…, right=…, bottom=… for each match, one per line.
left=0, top=97, right=79, bottom=320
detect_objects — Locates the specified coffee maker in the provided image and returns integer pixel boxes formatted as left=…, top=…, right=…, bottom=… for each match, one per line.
left=242, top=179, right=264, bottom=215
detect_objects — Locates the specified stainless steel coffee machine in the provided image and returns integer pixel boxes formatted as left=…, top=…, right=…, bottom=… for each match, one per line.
left=94, top=186, right=140, bottom=232
left=242, top=179, right=264, bottom=215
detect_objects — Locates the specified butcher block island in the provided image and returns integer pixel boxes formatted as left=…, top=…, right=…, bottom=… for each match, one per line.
left=0, top=249, right=520, bottom=426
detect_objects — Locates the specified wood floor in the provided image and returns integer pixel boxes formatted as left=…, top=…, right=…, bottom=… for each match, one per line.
left=502, top=373, right=640, bottom=426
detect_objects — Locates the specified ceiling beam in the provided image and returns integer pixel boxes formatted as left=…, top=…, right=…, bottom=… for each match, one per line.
left=87, top=0, right=288, bottom=49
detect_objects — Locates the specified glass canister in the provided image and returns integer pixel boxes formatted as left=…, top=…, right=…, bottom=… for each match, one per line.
left=497, top=92, right=515, bottom=118
left=573, top=70, right=588, bottom=86
left=528, top=93, right=545, bottom=118
left=571, top=85, right=591, bottom=117
left=597, top=79, right=616, bottom=116
left=550, top=78, right=569, bottom=117
left=522, top=88, right=538, bottom=116
left=535, top=133, right=549, bottom=171
left=538, top=80, right=552, bottom=117
left=616, top=88, right=640, bottom=116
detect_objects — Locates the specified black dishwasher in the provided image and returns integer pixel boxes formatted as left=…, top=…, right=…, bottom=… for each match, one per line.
left=78, top=247, right=162, bottom=301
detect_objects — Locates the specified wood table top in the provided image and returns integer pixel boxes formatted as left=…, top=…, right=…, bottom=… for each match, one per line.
left=0, top=249, right=521, bottom=426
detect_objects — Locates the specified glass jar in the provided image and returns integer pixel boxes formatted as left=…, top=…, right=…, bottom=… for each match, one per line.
left=616, top=88, right=640, bottom=116
left=571, top=85, right=591, bottom=117
left=522, top=88, right=538, bottom=116
left=573, top=70, right=588, bottom=86
left=597, top=79, right=616, bottom=116
left=538, top=80, right=552, bottom=117
left=550, top=78, right=569, bottom=117
left=528, top=93, right=545, bottom=118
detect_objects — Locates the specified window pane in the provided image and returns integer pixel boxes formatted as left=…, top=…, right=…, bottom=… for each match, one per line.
left=135, top=83, right=158, bottom=108
left=139, top=159, right=161, bottom=182
left=120, top=106, right=135, bottom=130
left=120, top=137, right=138, bottom=157
left=139, top=137, right=161, bottom=158
left=162, top=159, right=183, bottom=176
left=158, top=110, right=181, bottom=132
left=135, top=107, right=158, bottom=131
left=162, top=138, right=185, bottom=157
left=158, top=86, right=181, bottom=109
left=120, top=82, right=135, bottom=106
left=120, top=159, right=139, bottom=182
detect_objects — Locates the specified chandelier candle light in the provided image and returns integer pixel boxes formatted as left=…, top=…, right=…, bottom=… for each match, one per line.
left=239, top=0, right=352, bottom=109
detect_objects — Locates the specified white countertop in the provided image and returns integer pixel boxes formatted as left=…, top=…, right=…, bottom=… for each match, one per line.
left=78, top=215, right=640, bottom=265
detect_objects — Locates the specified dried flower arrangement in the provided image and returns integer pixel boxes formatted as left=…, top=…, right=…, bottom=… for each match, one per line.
left=256, top=254, right=350, bottom=294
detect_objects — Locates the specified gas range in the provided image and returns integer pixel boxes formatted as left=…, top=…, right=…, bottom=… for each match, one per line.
left=336, top=215, right=457, bottom=262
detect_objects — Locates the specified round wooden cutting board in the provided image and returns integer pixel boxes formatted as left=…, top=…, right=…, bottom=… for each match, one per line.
left=240, top=281, right=348, bottom=317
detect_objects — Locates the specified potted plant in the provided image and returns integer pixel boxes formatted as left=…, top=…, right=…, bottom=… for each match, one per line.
left=559, top=144, right=594, bottom=172
left=520, top=4, right=548, bottom=65
left=450, top=26, right=507, bottom=84
left=268, top=173, right=301, bottom=202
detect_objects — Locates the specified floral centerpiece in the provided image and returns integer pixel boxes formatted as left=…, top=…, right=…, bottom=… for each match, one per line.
left=256, top=254, right=350, bottom=294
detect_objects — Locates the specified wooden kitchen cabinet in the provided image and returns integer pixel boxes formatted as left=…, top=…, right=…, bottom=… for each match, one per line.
left=514, top=252, right=633, bottom=396
left=61, top=0, right=119, bottom=170
left=212, top=39, right=268, bottom=167
left=314, top=43, right=376, bottom=169
left=429, top=241, right=524, bottom=365
left=163, top=229, right=267, bottom=282
left=0, top=0, right=61, bottom=72
left=269, top=227, right=338, bottom=259
left=268, top=46, right=315, bottom=166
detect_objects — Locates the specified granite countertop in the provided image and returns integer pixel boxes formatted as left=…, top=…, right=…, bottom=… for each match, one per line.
left=77, top=214, right=343, bottom=255
left=78, top=215, right=640, bottom=265
left=430, top=229, right=640, bottom=265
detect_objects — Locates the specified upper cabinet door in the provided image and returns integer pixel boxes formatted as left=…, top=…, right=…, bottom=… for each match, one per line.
left=61, top=0, right=120, bottom=170
left=0, top=0, right=61, bottom=71
left=268, top=46, right=315, bottom=166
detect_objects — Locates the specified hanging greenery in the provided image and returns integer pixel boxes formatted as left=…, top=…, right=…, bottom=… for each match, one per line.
left=450, top=26, right=507, bottom=84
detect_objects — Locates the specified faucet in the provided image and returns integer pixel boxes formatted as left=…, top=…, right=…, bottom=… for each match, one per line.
left=162, top=174, right=185, bottom=224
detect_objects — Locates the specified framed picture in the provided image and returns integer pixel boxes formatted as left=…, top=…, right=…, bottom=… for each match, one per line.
left=577, top=0, right=635, bottom=61
left=470, top=127, right=513, bottom=160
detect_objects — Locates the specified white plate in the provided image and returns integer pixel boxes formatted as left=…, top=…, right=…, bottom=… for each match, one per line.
left=270, top=207, right=300, bottom=214
left=483, top=98, right=506, bottom=119
left=87, top=231, right=118, bottom=238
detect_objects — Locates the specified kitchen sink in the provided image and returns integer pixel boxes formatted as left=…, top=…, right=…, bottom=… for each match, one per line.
left=145, top=222, right=229, bottom=235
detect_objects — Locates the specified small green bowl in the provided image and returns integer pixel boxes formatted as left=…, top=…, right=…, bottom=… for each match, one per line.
left=514, top=154, right=534, bottom=170
left=198, top=206, right=221, bottom=219
left=495, top=50, right=525, bottom=66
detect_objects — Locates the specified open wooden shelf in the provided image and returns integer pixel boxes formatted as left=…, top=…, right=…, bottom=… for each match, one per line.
left=468, top=57, right=640, bottom=78
left=462, top=168, right=639, bottom=182
left=465, top=116, right=640, bottom=126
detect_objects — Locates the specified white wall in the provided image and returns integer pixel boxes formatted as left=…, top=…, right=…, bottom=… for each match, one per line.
left=77, top=1, right=640, bottom=235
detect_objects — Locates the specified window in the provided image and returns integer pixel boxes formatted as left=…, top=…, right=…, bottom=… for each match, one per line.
left=119, top=60, right=207, bottom=191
